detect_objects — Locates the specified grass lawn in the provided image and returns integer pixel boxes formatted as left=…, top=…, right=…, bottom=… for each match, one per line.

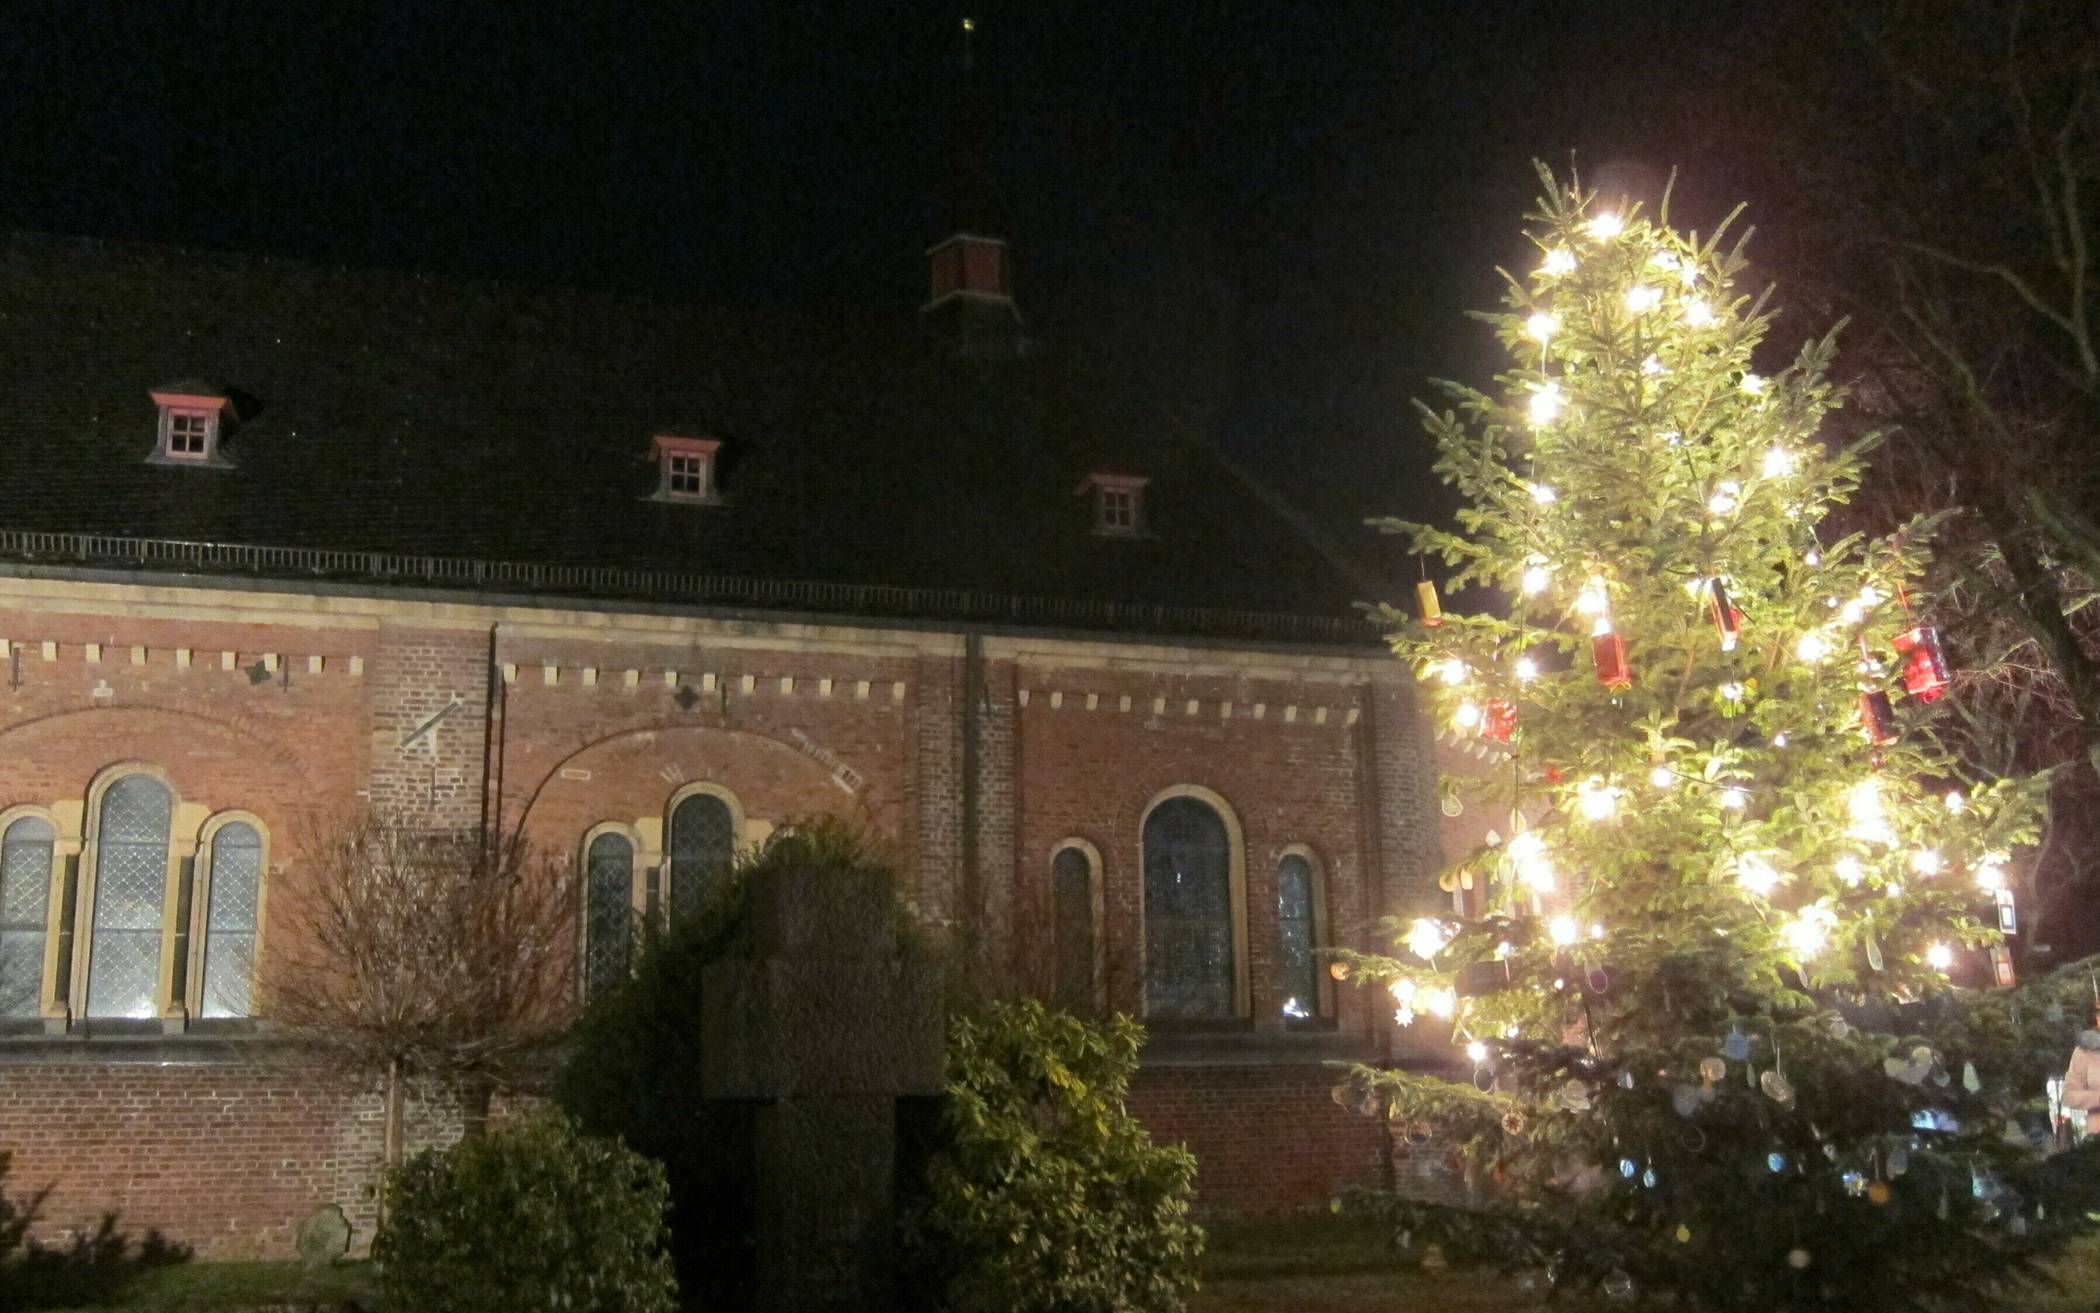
left=1191, top=1213, right=2100, bottom=1313
left=0, top=1259, right=374, bottom=1311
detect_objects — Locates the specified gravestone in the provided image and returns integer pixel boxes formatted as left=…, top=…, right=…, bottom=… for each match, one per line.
left=293, top=1204, right=351, bottom=1268
left=701, top=864, right=944, bottom=1313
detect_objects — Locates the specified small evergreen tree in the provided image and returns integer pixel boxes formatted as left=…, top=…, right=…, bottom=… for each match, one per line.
left=1344, top=166, right=2095, bottom=1310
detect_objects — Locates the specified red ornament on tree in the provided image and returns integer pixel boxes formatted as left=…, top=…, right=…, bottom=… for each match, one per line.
left=1858, top=690, right=1898, bottom=745
left=1482, top=699, right=1517, bottom=743
left=1706, top=578, right=1743, bottom=652
left=1591, top=620, right=1631, bottom=689
left=1894, top=626, right=1950, bottom=703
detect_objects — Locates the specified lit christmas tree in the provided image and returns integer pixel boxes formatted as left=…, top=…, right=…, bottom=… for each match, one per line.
left=1342, top=168, right=2098, bottom=1310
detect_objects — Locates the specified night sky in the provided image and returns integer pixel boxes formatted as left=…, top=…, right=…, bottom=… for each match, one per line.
left=0, top=0, right=1790, bottom=546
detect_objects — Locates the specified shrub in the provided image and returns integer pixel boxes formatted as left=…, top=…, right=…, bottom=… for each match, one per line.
left=373, top=1114, right=675, bottom=1313
left=906, top=1000, right=1205, bottom=1313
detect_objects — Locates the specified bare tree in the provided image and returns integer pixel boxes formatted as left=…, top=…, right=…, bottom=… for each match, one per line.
left=263, top=813, right=575, bottom=1209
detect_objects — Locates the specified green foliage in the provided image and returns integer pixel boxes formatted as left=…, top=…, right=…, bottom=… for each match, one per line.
left=906, top=999, right=1204, bottom=1313
left=373, top=1114, right=674, bottom=1313
left=1343, top=166, right=2085, bottom=1310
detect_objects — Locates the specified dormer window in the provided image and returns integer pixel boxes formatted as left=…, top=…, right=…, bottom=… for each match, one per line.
left=651, top=434, right=722, bottom=504
left=1075, top=469, right=1149, bottom=537
left=149, top=385, right=232, bottom=466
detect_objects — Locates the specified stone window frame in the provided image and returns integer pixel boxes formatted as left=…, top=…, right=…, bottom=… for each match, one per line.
left=73, top=763, right=193, bottom=1028
left=186, top=810, right=272, bottom=1022
left=1046, top=837, right=1105, bottom=1014
left=661, top=781, right=745, bottom=926
left=1273, top=842, right=1334, bottom=1024
left=148, top=390, right=232, bottom=466
left=0, top=802, right=76, bottom=1026
left=1135, top=784, right=1251, bottom=1022
left=650, top=434, right=723, bottom=505
left=578, top=819, right=647, bottom=1001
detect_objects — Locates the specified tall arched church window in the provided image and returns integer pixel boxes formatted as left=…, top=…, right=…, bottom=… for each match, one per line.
left=584, top=831, right=636, bottom=1000
left=86, top=774, right=173, bottom=1019
left=1142, top=796, right=1235, bottom=1019
left=1276, top=852, right=1323, bottom=1021
left=667, top=792, right=734, bottom=925
left=1050, top=844, right=1096, bottom=1014
left=197, top=822, right=262, bottom=1019
left=0, top=817, right=54, bottom=1018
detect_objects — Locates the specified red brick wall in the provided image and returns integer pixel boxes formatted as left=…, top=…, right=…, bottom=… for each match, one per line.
left=1128, top=1063, right=1390, bottom=1215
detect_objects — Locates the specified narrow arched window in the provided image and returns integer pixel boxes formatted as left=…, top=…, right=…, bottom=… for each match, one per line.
left=1142, top=797, right=1234, bottom=1019
left=198, top=823, right=261, bottom=1019
left=1277, top=853, right=1322, bottom=1020
left=0, top=817, right=54, bottom=1018
left=584, top=832, right=635, bottom=1000
left=667, top=793, right=734, bottom=925
left=1050, top=845, right=1095, bottom=1014
left=87, top=775, right=173, bottom=1019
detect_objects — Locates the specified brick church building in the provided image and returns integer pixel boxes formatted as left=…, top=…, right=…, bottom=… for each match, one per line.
left=0, top=207, right=1454, bottom=1256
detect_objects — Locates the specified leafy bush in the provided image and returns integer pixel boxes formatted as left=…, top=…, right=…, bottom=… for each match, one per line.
left=906, top=1000, right=1204, bottom=1313
left=373, top=1114, right=674, bottom=1313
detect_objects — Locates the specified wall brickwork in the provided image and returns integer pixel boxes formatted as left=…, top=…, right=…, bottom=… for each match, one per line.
left=0, top=578, right=1441, bottom=1255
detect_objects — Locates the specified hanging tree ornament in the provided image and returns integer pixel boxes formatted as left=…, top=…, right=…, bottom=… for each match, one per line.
left=1858, top=690, right=1898, bottom=746
left=1417, top=565, right=1444, bottom=628
left=1592, top=618, right=1632, bottom=689
left=1705, top=577, right=1743, bottom=652
left=1482, top=698, right=1517, bottom=743
left=1894, top=625, right=1950, bottom=703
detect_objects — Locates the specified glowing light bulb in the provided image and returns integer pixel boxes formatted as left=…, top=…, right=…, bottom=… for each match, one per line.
left=1975, top=862, right=2005, bottom=892
left=1783, top=912, right=1829, bottom=958
left=1514, top=656, right=1539, bottom=682
left=1804, top=549, right=1822, bottom=567
left=1576, top=776, right=1620, bottom=822
left=1529, top=481, right=1559, bottom=504
left=1625, top=284, right=1662, bottom=314
left=1641, top=353, right=1665, bottom=376
left=1507, top=832, right=1545, bottom=865
left=1575, top=576, right=1610, bottom=615
left=1910, top=848, right=1943, bottom=876
left=1525, top=311, right=1558, bottom=342
left=1926, top=942, right=1954, bottom=972
left=1587, top=212, right=1624, bottom=239
left=1676, top=260, right=1700, bottom=287
left=1466, top=1040, right=1489, bottom=1065
left=1846, top=779, right=1892, bottom=845
left=1944, top=790, right=1966, bottom=814
left=1540, top=246, right=1577, bottom=276
left=1438, top=658, right=1469, bottom=686
left=1649, top=765, right=1675, bottom=789
left=1719, top=682, right=1746, bottom=702
left=1763, top=447, right=1798, bottom=478
left=1708, top=481, right=1742, bottom=515
left=1389, top=979, right=1417, bottom=1005
left=1549, top=915, right=1579, bottom=946
left=1741, top=373, right=1767, bottom=396
left=1796, top=631, right=1832, bottom=663
left=1772, top=731, right=1789, bottom=747
left=1835, top=855, right=1863, bottom=886
left=1720, top=786, right=1749, bottom=811
left=1681, top=298, right=1714, bottom=327
left=1591, top=923, right=1607, bottom=940
left=1521, top=560, right=1552, bottom=595
left=1737, top=854, right=1780, bottom=896
left=1840, top=598, right=1867, bottom=625
left=1424, top=986, right=1457, bottom=1019
left=1454, top=701, right=1483, bottom=730
left=1406, top=918, right=1451, bottom=961
left=1528, top=383, right=1564, bottom=427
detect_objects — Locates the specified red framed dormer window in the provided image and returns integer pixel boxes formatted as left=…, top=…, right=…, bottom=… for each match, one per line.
left=149, top=387, right=231, bottom=464
left=652, top=434, right=722, bottom=504
left=1074, top=468, right=1149, bottom=537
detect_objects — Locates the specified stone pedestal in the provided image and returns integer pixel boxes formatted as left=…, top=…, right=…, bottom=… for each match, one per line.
left=702, top=866, right=943, bottom=1313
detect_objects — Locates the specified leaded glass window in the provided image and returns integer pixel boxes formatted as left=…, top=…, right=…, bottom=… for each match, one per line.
left=199, top=823, right=261, bottom=1019
left=584, top=832, right=635, bottom=1000
left=1277, top=853, right=1320, bottom=1020
left=1142, top=797, right=1234, bottom=1019
left=0, top=817, right=53, bottom=1018
left=86, top=775, right=172, bottom=1019
left=668, top=793, right=733, bottom=925
left=1051, top=846, right=1094, bottom=1013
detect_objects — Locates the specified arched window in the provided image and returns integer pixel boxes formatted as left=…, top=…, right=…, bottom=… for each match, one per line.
left=197, top=822, right=262, bottom=1019
left=86, top=774, right=173, bottom=1019
left=0, top=817, right=54, bottom=1018
left=1050, top=844, right=1098, bottom=1014
left=1141, top=795, right=1239, bottom=1020
left=667, top=791, right=734, bottom=925
left=584, top=831, right=636, bottom=1000
left=1277, top=851, right=1325, bottom=1021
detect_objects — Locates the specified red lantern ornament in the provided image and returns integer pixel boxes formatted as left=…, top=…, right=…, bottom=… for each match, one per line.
left=1858, top=690, right=1898, bottom=745
left=1894, top=626, right=1950, bottom=703
left=1591, top=619, right=1632, bottom=689
left=1706, top=578, right=1743, bottom=652
left=1482, top=699, right=1517, bottom=743
left=1417, top=578, right=1445, bottom=627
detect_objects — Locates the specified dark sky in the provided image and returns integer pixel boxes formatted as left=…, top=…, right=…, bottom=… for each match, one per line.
left=0, top=0, right=1769, bottom=539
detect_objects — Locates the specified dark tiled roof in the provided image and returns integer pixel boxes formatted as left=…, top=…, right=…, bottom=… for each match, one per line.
left=0, top=232, right=1382, bottom=644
